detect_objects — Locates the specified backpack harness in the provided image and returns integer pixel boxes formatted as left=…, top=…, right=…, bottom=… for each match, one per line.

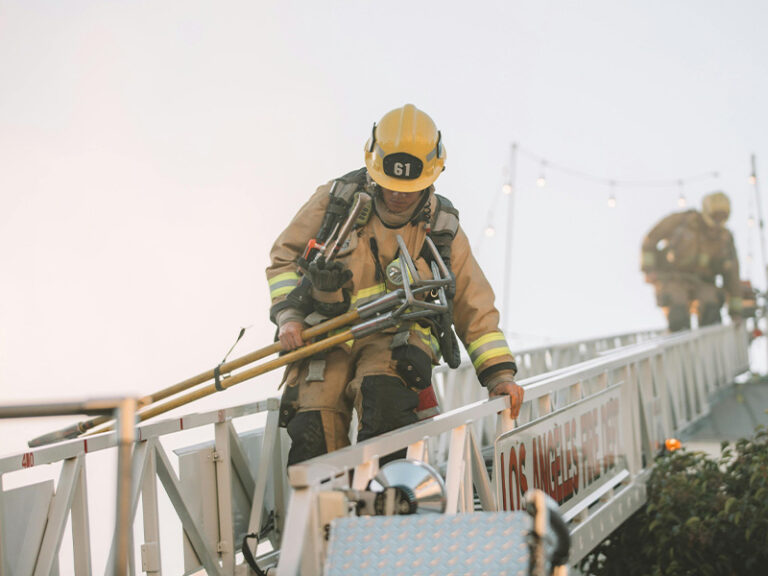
left=272, top=167, right=462, bottom=368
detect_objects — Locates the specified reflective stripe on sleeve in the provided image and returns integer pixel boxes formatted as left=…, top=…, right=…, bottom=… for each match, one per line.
left=268, top=272, right=299, bottom=299
left=468, top=332, right=512, bottom=371
left=351, top=283, right=387, bottom=308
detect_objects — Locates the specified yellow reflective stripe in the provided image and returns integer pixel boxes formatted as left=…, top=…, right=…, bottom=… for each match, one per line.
left=467, top=332, right=506, bottom=356
left=428, top=334, right=440, bottom=356
left=351, top=283, right=387, bottom=306
left=268, top=272, right=300, bottom=299
left=411, top=323, right=431, bottom=336
left=472, top=347, right=513, bottom=370
left=411, top=323, right=440, bottom=356
left=268, top=272, right=300, bottom=286
left=270, top=285, right=296, bottom=298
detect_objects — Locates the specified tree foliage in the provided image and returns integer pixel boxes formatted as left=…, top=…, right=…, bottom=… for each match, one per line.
left=579, top=426, right=768, bottom=576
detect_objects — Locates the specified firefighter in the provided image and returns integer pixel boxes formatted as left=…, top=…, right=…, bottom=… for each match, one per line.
left=641, top=191, right=742, bottom=332
left=266, top=104, right=524, bottom=465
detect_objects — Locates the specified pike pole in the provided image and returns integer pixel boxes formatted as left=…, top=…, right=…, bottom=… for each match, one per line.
left=29, top=232, right=455, bottom=446
left=27, top=310, right=362, bottom=446
left=131, top=308, right=419, bottom=424
left=28, top=192, right=372, bottom=448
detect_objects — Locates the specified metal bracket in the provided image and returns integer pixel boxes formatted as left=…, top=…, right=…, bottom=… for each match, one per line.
left=140, top=542, right=160, bottom=573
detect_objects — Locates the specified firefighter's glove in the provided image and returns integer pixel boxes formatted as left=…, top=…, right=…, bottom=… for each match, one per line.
left=308, top=257, right=352, bottom=292
left=308, top=257, right=352, bottom=317
left=489, top=381, right=525, bottom=420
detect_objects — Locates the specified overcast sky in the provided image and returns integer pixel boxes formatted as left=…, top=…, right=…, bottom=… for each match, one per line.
left=2, top=0, right=767, bottom=454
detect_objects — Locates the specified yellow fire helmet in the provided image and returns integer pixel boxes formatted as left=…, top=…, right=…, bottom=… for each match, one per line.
left=364, top=104, right=446, bottom=193
left=702, top=191, right=731, bottom=227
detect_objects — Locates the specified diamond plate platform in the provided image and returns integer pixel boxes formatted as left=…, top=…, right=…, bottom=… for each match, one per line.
left=325, top=512, right=532, bottom=576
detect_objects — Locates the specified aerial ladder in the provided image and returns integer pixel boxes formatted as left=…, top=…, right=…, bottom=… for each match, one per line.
left=0, top=325, right=749, bottom=576
left=0, top=237, right=754, bottom=576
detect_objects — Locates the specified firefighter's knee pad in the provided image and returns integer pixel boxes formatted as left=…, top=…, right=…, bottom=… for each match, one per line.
left=358, top=375, right=418, bottom=443
left=392, top=344, right=433, bottom=391
left=286, top=411, right=328, bottom=466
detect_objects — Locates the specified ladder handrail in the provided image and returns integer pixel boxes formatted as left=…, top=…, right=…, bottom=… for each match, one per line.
left=0, top=325, right=749, bottom=576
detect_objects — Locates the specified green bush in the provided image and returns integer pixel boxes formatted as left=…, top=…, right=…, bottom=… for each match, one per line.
left=579, top=426, right=768, bottom=576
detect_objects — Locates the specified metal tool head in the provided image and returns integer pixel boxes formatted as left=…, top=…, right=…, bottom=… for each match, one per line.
left=390, top=234, right=453, bottom=319
left=367, top=459, right=447, bottom=514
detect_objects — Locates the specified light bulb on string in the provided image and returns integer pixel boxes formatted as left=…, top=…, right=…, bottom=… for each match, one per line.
left=536, top=161, right=547, bottom=188
left=607, top=181, right=616, bottom=208
left=748, top=215, right=756, bottom=228
left=750, top=174, right=757, bottom=185
left=677, top=180, right=686, bottom=208
left=502, top=182, right=513, bottom=195
left=485, top=225, right=496, bottom=237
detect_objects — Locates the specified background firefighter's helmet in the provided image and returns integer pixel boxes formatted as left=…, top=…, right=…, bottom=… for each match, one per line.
left=702, top=191, right=731, bottom=227
left=364, top=104, right=446, bottom=193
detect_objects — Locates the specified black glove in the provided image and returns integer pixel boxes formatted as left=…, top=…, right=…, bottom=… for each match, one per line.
left=307, top=256, right=353, bottom=292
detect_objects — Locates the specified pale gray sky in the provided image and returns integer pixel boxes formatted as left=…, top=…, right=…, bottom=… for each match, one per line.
left=2, top=0, right=768, bottom=453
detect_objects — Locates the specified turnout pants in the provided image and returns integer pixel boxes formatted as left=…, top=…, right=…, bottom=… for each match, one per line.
left=654, top=273, right=723, bottom=331
left=278, top=328, right=440, bottom=466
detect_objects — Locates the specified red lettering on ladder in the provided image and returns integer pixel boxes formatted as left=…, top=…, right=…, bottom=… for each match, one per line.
left=21, top=453, right=34, bottom=468
left=508, top=446, right=519, bottom=510
left=500, top=452, right=507, bottom=510
left=503, top=443, right=528, bottom=511
left=518, top=442, right=529, bottom=503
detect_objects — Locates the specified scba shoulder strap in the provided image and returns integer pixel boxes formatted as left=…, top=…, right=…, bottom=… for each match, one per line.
left=421, top=193, right=459, bottom=294
left=271, top=169, right=372, bottom=322
left=314, top=167, right=370, bottom=246
left=329, top=169, right=460, bottom=248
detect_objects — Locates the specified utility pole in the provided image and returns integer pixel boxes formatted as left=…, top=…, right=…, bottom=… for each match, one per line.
left=503, top=143, right=518, bottom=334
left=749, top=154, right=768, bottom=371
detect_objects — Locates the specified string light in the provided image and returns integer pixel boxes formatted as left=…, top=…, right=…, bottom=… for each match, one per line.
left=481, top=142, right=723, bottom=251
left=514, top=144, right=719, bottom=193
left=748, top=215, right=756, bottom=228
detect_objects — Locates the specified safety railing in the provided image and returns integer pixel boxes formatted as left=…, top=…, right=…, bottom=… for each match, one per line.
left=0, top=325, right=747, bottom=575
left=278, top=324, right=748, bottom=574
left=432, top=329, right=662, bottom=456
left=0, top=398, right=138, bottom=576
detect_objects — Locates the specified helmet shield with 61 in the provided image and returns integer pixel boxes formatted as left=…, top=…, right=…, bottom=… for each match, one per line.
left=365, top=104, right=446, bottom=193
